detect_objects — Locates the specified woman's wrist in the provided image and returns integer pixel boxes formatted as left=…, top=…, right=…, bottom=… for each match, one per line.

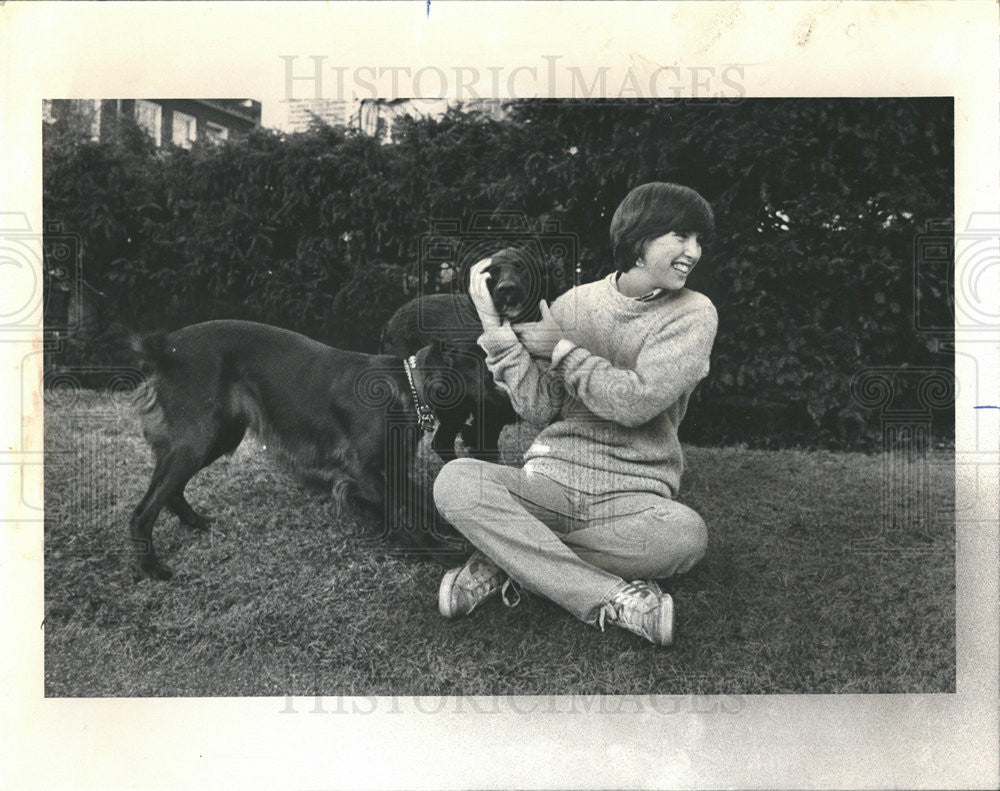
left=550, top=338, right=576, bottom=366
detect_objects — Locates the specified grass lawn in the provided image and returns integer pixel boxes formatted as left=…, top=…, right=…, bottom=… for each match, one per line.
left=44, top=390, right=955, bottom=697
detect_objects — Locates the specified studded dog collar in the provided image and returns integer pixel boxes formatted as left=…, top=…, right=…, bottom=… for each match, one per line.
left=403, top=355, right=436, bottom=433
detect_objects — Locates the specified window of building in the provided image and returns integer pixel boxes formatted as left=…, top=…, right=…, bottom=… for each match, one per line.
left=43, top=100, right=101, bottom=140
left=135, top=100, right=162, bottom=146
left=204, top=121, right=229, bottom=144
left=89, top=100, right=102, bottom=141
left=172, top=111, right=197, bottom=148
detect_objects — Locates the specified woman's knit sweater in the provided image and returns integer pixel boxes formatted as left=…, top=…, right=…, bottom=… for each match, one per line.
left=478, top=273, right=718, bottom=498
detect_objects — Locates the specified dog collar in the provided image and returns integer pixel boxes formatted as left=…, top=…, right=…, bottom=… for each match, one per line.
left=403, top=355, right=436, bottom=433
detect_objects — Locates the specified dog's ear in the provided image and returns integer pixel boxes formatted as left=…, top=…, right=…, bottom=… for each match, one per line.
left=444, top=345, right=488, bottom=387
left=423, top=339, right=445, bottom=367
left=416, top=340, right=447, bottom=371
left=440, top=338, right=467, bottom=356
left=438, top=339, right=481, bottom=367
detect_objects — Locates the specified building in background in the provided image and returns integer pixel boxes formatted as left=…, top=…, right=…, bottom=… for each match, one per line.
left=353, top=98, right=449, bottom=142
left=274, top=97, right=504, bottom=141
left=43, top=99, right=262, bottom=147
left=45, top=97, right=504, bottom=146
left=352, top=98, right=504, bottom=142
left=283, top=99, right=353, bottom=132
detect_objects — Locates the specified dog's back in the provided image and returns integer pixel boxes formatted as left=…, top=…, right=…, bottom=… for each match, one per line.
left=127, top=319, right=470, bottom=579
left=134, top=321, right=403, bottom=473
left=380, top=294, right=483, bottom=357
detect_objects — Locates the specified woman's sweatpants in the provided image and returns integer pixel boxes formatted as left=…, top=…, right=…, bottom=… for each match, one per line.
left=432, top=457, right=708, bottom=625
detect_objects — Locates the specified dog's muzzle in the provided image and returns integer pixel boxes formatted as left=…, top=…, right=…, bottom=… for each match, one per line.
left=491, top=282, right=530, bottom=320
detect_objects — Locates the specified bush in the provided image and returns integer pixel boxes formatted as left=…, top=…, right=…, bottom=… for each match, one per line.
left=43, top=99, right=954, bottom=449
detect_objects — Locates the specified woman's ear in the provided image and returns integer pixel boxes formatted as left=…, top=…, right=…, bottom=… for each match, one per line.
left=634, top=236, right=653, bottom=267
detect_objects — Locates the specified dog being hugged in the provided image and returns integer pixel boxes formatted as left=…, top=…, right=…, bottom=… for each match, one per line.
left=128, top=320, right=481, bottom=580
left=380, top=246, right=563, bottom=461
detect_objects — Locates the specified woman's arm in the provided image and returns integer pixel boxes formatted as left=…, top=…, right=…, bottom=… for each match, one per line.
left=552, top=303, right=718, bottom=427
left=479, top=325, right=566, bottom=424
left=467, top=258, right=566, bottom=423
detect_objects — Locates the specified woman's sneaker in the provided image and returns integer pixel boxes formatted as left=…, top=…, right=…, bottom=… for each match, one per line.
left=596, top=580, right=674, bottom=646
left=438, top=551, right=505, bottom=618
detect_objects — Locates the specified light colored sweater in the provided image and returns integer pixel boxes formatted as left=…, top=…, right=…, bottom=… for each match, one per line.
left=478, top=273, right=718, bottom=498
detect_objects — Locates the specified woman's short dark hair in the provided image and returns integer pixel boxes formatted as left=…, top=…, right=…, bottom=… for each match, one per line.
left=609, top=182, right=715, bottom=272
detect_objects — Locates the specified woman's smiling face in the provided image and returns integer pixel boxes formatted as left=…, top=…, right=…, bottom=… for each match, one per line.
left=639, top=231, right=702, bottom=291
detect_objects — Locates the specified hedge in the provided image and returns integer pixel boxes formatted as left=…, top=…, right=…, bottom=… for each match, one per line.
left=43, top=99, right=954, bottom=449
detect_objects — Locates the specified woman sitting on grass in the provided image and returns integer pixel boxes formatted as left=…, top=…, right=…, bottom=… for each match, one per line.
left=433, top=182, right=718, bottom=646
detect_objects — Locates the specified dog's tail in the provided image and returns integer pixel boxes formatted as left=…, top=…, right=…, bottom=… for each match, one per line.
left=128, top=330, right=174, bottom=376
left=125, top=329, right=177, bottom=417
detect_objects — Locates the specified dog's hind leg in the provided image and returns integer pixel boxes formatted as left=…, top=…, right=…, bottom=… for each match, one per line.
left=165, top=420, right=245, bottom=532
left=130, top=443, right=212, bottom=580
left=167, top=493, right=213, bottom=532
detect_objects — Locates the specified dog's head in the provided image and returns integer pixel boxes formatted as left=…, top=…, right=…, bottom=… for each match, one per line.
left=414, top=340, right=490, bottom=417
left=483, top=247, right=538, bottom=324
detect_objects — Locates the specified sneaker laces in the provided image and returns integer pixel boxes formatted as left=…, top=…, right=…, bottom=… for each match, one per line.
left=500, top=577, right=521, bottom=608
left=460, top=552, right=520, bottom=609
left=596, top=601, right=615, bottom=633
left=596, top=580, right=660, bottom=633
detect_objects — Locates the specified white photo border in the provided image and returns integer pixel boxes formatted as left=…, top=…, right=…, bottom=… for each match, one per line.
left=2, top=2, right=997, bottom=789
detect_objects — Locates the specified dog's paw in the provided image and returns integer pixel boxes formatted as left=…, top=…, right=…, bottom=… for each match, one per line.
left=149, top=564, right=174, bottom=581
left=181, top=514, right=214, bottom=532
left=137, top=559, right=174, bottom=581
left=330, top=479, right=351, bottom=519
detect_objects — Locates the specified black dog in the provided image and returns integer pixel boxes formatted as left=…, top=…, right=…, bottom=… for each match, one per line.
left=380, top=247, right=548, bottom=460
left=129, top=320, right=478, bottom=580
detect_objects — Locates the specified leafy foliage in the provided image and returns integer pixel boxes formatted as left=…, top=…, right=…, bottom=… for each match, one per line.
left=43, top=99, right=954, bottom=448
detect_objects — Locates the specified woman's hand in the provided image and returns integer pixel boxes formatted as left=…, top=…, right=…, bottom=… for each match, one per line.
left=513, top=299, right=563, bottom=358
left=468, top=258, right=503, bottom=329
